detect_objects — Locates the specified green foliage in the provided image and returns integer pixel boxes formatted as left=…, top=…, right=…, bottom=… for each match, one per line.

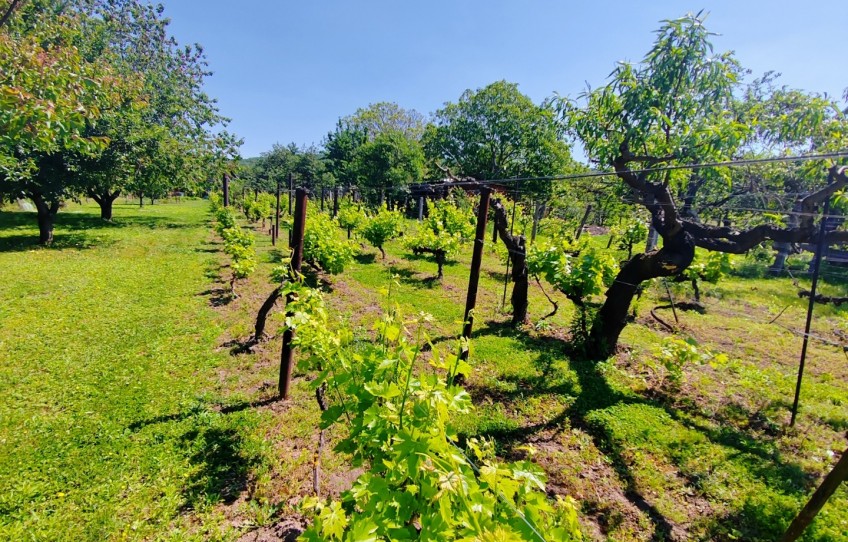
left=283, top=283, right=583, bottom=541
left=336, top=202, right=367, bottom=234
left=528, top=240, right=618, bottom=338
left=425, top=80, right=574, bottom=198
left=650, top=337, right=728, bottom=391
left=564, top=13, right=747, bottom=181
left=528, top=242, right=618, bottom=305
left=213, top=206, right=256, bottom=285
left=303, top=213, right=358, bottom=274
left=612, top=221, right=648, bottom=257
left=684, top=251, right=732, bottom=284
left=243, top=193, right=276, bottom=223
left=405, top=199, right=475, bottom=275
left=360, top=207, right=404, bottom=257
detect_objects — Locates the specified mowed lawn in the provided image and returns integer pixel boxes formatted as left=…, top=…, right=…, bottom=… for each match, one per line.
left=0, top=200, right=273, bottom=541
left=1, top=198, right=847, bottom=542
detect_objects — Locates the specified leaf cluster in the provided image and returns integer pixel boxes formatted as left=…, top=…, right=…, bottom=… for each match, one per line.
left=360, top=207, right=405, bottom=253
left=282, top=283, right=583, bottom=541
left=405, top=199, right=475, bottom=257
left=303, top=213, right=359, bottom=274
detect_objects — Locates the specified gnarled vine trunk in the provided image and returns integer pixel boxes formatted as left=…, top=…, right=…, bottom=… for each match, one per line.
left=491, top=198, right=528, bottom=326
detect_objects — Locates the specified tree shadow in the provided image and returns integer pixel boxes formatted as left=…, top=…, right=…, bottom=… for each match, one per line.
left=197, top=287, right=233, bottom=307
left=460, top=320, right=816, bottom=541
left=0, top=210, right=187, bottom=252
left=127, top=396, right=280, bottom=432
left=179, top=425, right=260, bottom=508
left=354, top=252, right=377, bottom=265
left=387, top=263, right=440, bottom=289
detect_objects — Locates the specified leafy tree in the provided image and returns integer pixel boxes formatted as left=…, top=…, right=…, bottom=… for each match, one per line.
left=0, top=5, right=120, bottom=243
left=424, top=80, right=574, bottom=198
left=360, top=207, right=404, bottom=259
left=563, top=12, right=848, bottom=358
left=351, top=130, right=424, bottom=207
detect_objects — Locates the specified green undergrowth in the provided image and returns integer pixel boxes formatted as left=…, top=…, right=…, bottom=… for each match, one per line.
left=0, top=201, right=275, bottom=541
left=2, top=202, right=846, bottom=541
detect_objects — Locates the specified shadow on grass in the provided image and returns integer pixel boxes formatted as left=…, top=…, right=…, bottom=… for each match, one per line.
left=354, top=252, right=377, bottom=265
left=128, top=396, right=280, bottom=432
left=197, top=287, right=233, bottom=307
left=179, top=425, right=261, bottom=508
left=0, top=210, right=189, bottom=252
left=387, top=263, right=441, bottom=289
left=130, top=400, right=269, bottom=510
left=460, top=320, right=816, bottom=541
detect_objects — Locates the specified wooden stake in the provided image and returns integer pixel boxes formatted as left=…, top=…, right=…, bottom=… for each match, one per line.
left=461, top=187, right=491, bottom=359
left=280, top=188, right=307, bottom=399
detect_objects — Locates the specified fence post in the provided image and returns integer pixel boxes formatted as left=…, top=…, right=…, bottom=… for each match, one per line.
left=332, top=186, right=339, bottom=218
left=574, top=204, right=593, bottom=240
left=461, top=187, right=491, bottom=360
left=279, top=188, right=308, bottom=399
left=288, top=173, right=294, bottom=216
left=274, top=177, right=281, bottom=244
left=790, top=171, right=834, bottom=427
left=779, top=445, right=848, bottom=542
left=222, top=174, right=230, bottom=207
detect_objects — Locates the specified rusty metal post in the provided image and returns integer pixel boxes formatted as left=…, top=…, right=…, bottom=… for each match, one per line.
left=280, top=188, right=308, bottom=399
left=461, top=187, right=491, bottom=359
left=274, top=177, right=281, bottom=244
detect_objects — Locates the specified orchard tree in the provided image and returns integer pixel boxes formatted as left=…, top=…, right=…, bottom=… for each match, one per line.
left=351, top=130, right=425, bottom=207
left=563, top=13, right=848, bottom=358
left=0, top=5, right=121, bottom=243
left=325, top=103, right=425, bottom=206
left=424, top=80, right=573, bottom=195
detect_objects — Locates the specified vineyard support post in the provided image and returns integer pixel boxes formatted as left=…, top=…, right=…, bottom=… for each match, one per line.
left=280, top=188, right=308, bottom=399
left=574, top=204, right=592, bottom=240
left=461, top=187, right=491, bottom=360
left=418, top=196, right=424, bottom=221
left=274, top=177, right=281, bottom=244
left=790, top=172, right=833, bottom=427
left=332, top=186, right=339, bottom=218
left=288, top=173, right=293, bottom=216
left=501, top=199, right=518, bottom=308
left=779, top=445, right=848, bottom=542
left=222, top=173, right=230, bottom=207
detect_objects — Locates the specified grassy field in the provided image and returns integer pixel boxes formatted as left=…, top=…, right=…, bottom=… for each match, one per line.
left=1, top=199, right=846, bottom=541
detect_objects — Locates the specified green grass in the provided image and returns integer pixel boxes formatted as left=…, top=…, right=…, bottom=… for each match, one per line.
left=321, top=214, right=848, bottom=541
left=3, top=201, right=846, bottom=541
left=0, top=201, right=278, bottom=541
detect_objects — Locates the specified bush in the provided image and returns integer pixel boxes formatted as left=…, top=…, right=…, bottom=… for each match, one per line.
left=360, top=207, right=404, bottom=259
left=303, top=213, right=358, bottom=274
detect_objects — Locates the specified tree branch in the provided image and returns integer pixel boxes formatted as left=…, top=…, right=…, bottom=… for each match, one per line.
left=0, top=0, right=21, bottom=29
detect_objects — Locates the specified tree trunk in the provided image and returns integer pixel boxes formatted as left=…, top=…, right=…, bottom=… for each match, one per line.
left=90, top=190, right=120, bottom=220
left=379, top=245, right=386, bottom=260
left=492, top=198, right=528, bottom=326
left=587, top=229, right=695, bottom=359
left=31, top=192, right=59, bottom=245
left=138, top=192, right=144, bottom=208
left=436, top=252, right=444, bottom=279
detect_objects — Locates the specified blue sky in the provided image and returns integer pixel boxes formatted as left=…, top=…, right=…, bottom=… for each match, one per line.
left=164, top=1, right=848, bottom=158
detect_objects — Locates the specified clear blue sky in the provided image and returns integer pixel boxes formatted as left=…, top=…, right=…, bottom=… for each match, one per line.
left=163, top=1, right=847, bottom=158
